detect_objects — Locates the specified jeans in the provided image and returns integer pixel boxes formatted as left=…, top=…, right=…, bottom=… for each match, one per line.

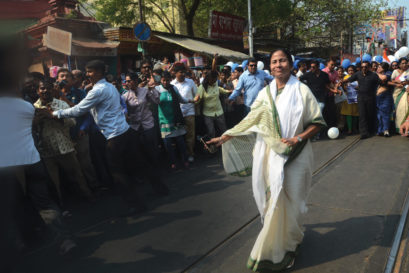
left=376, top=92, right=394, bottom=133
left=203, top=114, right=227, bottom=138
left=163, top=135, right=188, bottom=164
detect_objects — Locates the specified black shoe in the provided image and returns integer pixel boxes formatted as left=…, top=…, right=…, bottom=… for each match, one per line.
left=360, top=134, right=369, bottom=139
left=121, top=205, right=147, bottom=217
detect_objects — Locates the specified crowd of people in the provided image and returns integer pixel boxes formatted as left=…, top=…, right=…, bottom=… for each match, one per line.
left=295, top=56, right=409, bottom=138
left=2, top=32, right=409, bottom=272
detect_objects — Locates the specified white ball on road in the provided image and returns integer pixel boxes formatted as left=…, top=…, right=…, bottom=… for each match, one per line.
left=328, top=127, right=339, bottom=139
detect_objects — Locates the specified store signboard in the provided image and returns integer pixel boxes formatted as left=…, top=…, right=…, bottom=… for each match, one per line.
left=45, top=26, right=72, bottom=56
left=208, top=10, right=246, bottom=40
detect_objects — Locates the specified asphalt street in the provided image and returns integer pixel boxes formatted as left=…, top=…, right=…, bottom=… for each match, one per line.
left=14, top=135, right=409, bottom=273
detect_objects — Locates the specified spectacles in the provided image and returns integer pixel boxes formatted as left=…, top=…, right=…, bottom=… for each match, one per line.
left=248, top=64, right=256, bottom=67
left=142, top=66, right=151, bottom=69
left=39, top=86, right=47, bottom=90
left=125, top=80, right=132, bottom=83
left=361, top=65, right=369, bottom=68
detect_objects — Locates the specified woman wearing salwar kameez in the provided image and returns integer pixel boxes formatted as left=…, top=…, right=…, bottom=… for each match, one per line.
left=391, top=58, right=409, bottom=133
left=376, top=63, right=394, bottom=137
left=208, top=49, right=326, bottom=272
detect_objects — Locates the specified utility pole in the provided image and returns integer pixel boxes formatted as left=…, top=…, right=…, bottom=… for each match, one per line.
left=348, top=0, right=353, bottom=53
left=248, top=0, right=253, bottom=57
left=138, top=0, right=146, bottom=57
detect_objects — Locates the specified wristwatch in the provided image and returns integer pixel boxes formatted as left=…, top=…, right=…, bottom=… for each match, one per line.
left=297, top=136, right=303, bottom=143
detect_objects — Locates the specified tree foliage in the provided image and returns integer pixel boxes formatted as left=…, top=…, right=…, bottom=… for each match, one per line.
left=82, top=0, right=386, bottom=48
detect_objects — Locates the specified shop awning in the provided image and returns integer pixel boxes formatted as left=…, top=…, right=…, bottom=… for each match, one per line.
left=71, top=38, right=119, bottom=56
left=155, top=34, right=249, bottom=61
left=72, top=38, right=119, bottom=49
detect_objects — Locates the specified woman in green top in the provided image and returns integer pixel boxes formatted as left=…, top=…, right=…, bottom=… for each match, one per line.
left=157, top=71, right=192, bottom=169
left=193, top=70, right=232, bottom=139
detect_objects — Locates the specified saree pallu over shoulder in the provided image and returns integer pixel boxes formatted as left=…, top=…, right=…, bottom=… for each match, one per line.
left=221, top=76, right=325, bottom=177
left=221, top=76, right=325, bottom=271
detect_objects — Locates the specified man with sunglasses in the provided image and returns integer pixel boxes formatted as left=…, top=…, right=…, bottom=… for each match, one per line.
left=228, top=57, right=274, bottom=115
left=344, top=60, right=380, bottom=139
left=300, top=60, right=331, bottom=111
left=139, top=59, right=152, bottom=87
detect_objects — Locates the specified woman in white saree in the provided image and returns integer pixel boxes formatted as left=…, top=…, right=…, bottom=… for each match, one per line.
left=208, top=49, right=326, bottom=272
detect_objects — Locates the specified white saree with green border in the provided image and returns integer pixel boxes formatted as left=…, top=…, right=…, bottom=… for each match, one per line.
left=221, top=75, right=326, bottom=271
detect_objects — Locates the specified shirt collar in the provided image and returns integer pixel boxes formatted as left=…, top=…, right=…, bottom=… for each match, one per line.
left=96, top=78, right=107, bottom=85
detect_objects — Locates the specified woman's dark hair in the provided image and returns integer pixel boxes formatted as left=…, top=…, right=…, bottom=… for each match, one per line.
left=85, top=60, right=106, bottom=74
left=0, top=34, right=30, bottom=93
left=235, top=67, right=244, bottom=73
left=398, top=57, right=408, bottom=65
left=270, top=48, right=293, bottom=67
left=380, top=62, right=389, bottom=71
left=346, top=65, right=356, bottom=72
left=126, top=72, right=139, bottom=81
left=202, top=70, right=218, bottom=93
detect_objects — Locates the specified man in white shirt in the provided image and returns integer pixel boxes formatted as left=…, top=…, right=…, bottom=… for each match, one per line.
left=171, top=66, right=197, bottom=162
left=0, top=35, right=76, bottom=269
left=52, top=60, right=148, bottom=216
left=296, top=60, right=307, bottom=79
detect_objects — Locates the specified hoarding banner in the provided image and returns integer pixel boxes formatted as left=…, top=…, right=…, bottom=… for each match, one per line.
left=45, top=26, right=72, bottom=56
left=386, top=7, right=406, bottom=28
left=208, top=10, right=246, bottom=40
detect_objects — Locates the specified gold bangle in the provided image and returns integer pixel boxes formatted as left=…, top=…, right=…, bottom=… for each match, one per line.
left=219, top=136, right=223, bottom=143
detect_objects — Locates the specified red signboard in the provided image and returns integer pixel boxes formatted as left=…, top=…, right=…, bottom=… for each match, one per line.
left=208, top=10, right=246, bottom=41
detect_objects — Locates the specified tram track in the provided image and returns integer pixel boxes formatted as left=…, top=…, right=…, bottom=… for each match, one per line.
left=384, top=186, right=409, bottom=273
left=181, top=136, right=362, bottom=273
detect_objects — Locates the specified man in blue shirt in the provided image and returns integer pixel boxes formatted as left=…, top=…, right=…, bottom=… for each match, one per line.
left=228, top=58, right=274, bottom=114
left=52, top=60, right=169, bottom=216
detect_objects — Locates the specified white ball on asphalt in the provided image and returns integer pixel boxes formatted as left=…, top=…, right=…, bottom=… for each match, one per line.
left=327, top=127, right=339, bottom=139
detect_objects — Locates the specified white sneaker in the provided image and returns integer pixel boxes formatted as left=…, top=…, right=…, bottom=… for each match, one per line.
left=188, top=156, right=194, bottom=163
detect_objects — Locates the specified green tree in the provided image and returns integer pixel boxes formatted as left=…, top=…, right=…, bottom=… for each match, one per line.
left=82, top=0, right=386, bottom=48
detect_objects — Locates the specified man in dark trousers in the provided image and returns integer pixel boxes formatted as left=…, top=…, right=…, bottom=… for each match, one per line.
left=52, top=60, right=168, bottom=216
left=344, top=61, right=380, bottom=139
left=300, top=60, right=339, bottom=139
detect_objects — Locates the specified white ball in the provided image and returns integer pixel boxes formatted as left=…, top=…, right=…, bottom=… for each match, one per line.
left=327, top=127, right=339, bottom=139
left=399, top=46, right=409, bottom=58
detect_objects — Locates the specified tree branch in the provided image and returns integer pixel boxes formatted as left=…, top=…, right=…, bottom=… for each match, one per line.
left=145, top=0, right=175, bottom=33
